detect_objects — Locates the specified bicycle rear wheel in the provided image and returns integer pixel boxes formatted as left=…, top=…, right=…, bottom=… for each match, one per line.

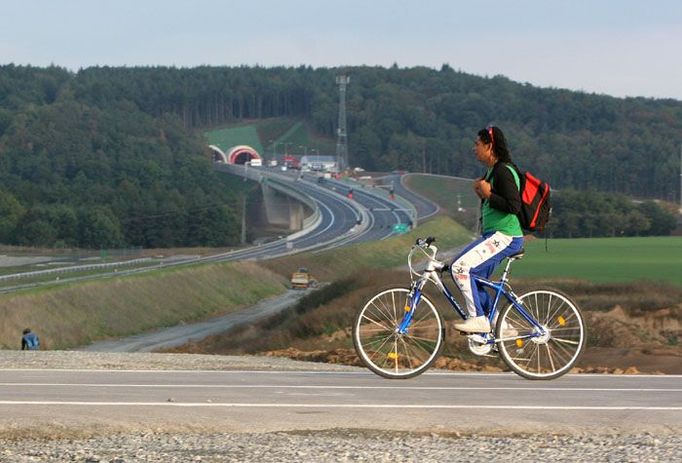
left=497, top=288, right=585, bottom=380
left=353, top=287, right=444, bottom=379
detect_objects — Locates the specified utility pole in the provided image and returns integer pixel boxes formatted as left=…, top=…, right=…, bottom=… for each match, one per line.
left=241, top=194, right=246, bottom=245
left=336, top=75, right=349, bottom=172
left=679, top=143, right=682, bottom=213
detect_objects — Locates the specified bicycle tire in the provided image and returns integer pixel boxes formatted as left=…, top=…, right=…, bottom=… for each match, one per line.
left=353, top=287, right=445, bottom=379
left=496, top=287, right=585, bottom=380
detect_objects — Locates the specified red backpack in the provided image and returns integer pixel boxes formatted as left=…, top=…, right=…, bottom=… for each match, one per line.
left=512, top=165, right=551, bottom=232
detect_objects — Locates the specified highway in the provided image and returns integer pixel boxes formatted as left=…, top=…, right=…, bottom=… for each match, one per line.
left=307, top=175, right=413, bottom=245
left=0, top=168, right=439, bottom=294
left=0, top=369, right=680, bottom=434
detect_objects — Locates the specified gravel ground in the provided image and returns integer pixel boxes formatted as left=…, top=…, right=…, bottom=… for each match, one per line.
left=2, top=351, right=680, bottom=462
left=0, top=350, right=361, bottom=371
left=1, top=430, right=679, bottom=462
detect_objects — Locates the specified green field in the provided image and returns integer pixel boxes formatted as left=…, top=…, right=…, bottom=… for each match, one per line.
left=404, top=173, right=479, bottom=215
left=514, top=236, right=682, bottom=287
left=405, top=173, right=682, bottom=287
left=403, top=173, right=480, bottom=231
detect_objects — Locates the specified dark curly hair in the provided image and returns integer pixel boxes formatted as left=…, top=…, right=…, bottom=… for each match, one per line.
left=478, top=126, right=512, bottom=163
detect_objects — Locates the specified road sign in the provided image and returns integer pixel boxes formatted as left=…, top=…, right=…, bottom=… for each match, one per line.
left=392, top=223, right=409, bottom=234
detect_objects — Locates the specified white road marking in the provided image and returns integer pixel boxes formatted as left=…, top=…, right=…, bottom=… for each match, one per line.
left=1, top=369, right=681, bottom=378
left=0, top=401, right=680, bottom=411
left=1, top=383, right=681, bottom=393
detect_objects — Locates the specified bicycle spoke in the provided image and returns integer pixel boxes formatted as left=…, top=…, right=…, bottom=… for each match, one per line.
left=546, top=340, right=573, bottom=367
left=544, top=343, right=556, bottom=372
left=354, top=288, right=443, bottom=378
left=402, top=335, right=438, bottom=359
left=360, top=313, right=395, bottom=332
left=365, top=335, right=394, bottom=360
left=391, top=291, right=398, bottom=324
left=551, top=337, right=581, bottom=346
left=362, top=333, right=393, bottom=349
left=536, top=341, right=542, bottom=373
left=397, top=337, right=415, bottom=370
left=546, top=298, right=569, bottom=327
left=371, top=298, right=399, bottom=324
left=412, top=307, right=436, bottom=325
left=404, top=333, right=441, bottom=343
left=497, top=289, right=585, bottom=379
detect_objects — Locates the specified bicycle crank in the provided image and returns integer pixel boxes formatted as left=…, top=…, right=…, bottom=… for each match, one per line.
left=467, top=334, right=496, bottom=356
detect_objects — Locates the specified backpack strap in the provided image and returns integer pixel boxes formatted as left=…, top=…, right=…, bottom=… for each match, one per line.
left=504, top=164, right=521, bottom=191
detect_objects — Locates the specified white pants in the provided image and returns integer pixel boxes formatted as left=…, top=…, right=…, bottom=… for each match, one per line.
left=451, top=231, right=522, bottom=317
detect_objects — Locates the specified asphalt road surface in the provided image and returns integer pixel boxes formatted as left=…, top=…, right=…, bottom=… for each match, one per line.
left=1, top=369, right=680, bottom=435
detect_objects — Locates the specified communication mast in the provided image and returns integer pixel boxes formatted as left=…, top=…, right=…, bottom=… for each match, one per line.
left=336, top=75, right=350, bottom=171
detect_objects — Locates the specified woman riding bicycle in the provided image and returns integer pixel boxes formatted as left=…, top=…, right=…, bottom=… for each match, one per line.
left=451, top=126, right=524, bottom=333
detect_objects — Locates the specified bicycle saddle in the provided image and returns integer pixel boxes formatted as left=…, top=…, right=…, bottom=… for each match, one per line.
left=508, top=249, right=525, bottom=260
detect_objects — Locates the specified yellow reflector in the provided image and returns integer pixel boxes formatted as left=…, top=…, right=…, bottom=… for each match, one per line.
left=404, top=305, right=411, bottom=312
left=387, top=352, right=399, bottom=360
left=558, top=316, right=566, bottom=326
left=515, top=339, right=524, bottom=348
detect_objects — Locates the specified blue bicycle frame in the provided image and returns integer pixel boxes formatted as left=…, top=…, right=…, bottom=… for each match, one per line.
left=398, top=264, right=545, bottom=344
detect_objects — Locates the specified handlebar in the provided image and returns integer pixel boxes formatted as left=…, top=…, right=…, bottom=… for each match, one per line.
left=415, top=236, right=436, bottom=248
left=409, top=237, right=446, bottom=280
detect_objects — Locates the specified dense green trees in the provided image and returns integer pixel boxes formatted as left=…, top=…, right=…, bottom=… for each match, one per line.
left=550, top=190, right=677, bottom=238
left=1, top=63, right=679, bottom=248
left=0, top=65, right=242, bottom=248
left=69, top=65, right=681, bottom=201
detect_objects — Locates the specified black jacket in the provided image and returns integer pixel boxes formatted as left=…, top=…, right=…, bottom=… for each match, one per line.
left=484, top=162, right=522, bottom=215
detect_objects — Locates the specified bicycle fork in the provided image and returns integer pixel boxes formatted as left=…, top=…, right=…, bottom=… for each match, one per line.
left=397, top=281, right=425, bottom=335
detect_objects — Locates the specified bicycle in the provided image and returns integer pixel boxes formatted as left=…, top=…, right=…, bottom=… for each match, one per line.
left=352, top=237, right=586, bottom=380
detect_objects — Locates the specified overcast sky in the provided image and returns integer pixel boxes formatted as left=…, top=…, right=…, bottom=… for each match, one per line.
left=1, top=0, right=681, bottom=100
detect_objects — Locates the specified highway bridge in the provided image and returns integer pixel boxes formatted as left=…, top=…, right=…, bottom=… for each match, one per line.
left=0, top=164, right=438, bottom=293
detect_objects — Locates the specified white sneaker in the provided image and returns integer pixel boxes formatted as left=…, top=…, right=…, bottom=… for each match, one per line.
left=492, top=313, right=518, bottom=337
left=454, top=316, right=491, bottom=333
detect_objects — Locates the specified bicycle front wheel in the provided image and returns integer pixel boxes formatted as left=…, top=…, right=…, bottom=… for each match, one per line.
left=497, top=288, right=585, bottom=380
left=353, top=287, right=444, bottom=379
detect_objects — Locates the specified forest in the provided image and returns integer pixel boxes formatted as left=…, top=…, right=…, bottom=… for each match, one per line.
left=0, top=64, right=679, bottom=248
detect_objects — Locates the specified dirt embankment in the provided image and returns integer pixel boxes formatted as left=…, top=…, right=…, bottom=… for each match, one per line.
left=167, top=273, right=682, bottom=375
left=248, top=302, right=682, bottom=375
left=176, top=302, right=682, bottom=375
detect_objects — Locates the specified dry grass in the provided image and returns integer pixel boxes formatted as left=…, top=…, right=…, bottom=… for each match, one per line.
left=0, top=261, right=288, bottom=350
left=174, top=269, right=405, bottom=355
left=0, top=216, right=470, bottom=352
left=177, top=269, right=682, bottom=359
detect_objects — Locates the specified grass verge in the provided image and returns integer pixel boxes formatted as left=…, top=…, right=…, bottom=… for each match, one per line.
left=0, top=261, right=287, bottom=350
left=261, top=215, right=472, bottom=281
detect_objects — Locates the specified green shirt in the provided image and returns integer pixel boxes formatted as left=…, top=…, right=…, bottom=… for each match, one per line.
left=481, top=164, right=523, bottom=236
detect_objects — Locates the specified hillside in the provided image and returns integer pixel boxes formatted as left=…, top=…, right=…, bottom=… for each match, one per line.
left=0, top=65, right=245, bottom=249
left=2, top=63, right=681, bottom=249
left=71, top=65, right=682, bottom=200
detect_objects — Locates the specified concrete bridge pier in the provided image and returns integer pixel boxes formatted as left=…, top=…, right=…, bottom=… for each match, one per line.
left=262, top=183, right=304, bottom=231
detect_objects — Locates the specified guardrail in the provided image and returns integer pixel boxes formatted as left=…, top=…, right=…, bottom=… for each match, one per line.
left=0, top=258, right=153, bottom=282
left=0, top=165, right=379, bottom=292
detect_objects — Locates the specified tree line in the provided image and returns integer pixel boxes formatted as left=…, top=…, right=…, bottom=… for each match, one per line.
left=69, top=64, right=682, bottom=201
left=0, top=64, right=679, bottom=248
left=549, top=190, right=677, bottom=238
left=0, top=65, right=241, bottom=248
